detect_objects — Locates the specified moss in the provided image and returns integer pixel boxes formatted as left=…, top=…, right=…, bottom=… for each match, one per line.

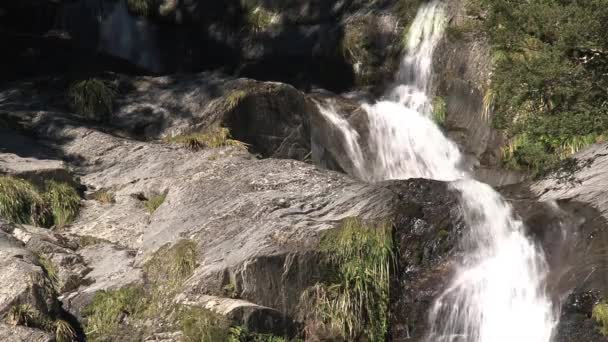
left=77, top=235, right=111, bottom=248
left=593, top=303, right=608, bottom=336
left=145, top=193, right=166, bottom=214
left=44, top=181, right=80, bottom=228
left=67, top=78, right=116, bottom=121
left=165, top=127, right=248, bottom=151
left=299, top=218, right=394, bottom=341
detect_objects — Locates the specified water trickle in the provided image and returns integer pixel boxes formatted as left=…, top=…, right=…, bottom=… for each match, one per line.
left=317, top=1, right=557, bottom=341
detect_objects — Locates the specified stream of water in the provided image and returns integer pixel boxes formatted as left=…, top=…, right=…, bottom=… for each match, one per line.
left=318, top=1, right=557, bottom=341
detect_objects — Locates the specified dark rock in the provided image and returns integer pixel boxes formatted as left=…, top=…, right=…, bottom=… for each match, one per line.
left=388, top=179, right=465, bottom=341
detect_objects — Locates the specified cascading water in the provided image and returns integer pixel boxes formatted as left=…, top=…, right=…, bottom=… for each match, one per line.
left=317, top=1, right=558, bottom=341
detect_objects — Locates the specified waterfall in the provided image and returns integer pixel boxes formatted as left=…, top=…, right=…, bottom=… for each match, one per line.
left=317, top=1, right=558, bottom=341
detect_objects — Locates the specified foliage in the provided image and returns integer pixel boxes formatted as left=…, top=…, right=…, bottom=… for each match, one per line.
left=44, top=181, right=80, bottom=228
left=0, top=176, right=51, bottom=227
left=477, top=0, right=608, bottom=175
left=68, top=78, right=117, bottom=121
left=432, top=96, right=447, bottom=127
left=299, top=218, right=394, bottom=341
left=145, top=193, right=166, bottom=214
left=165, top=127, right=248, bottom=151
left=593, top=303, right=608, bottom=336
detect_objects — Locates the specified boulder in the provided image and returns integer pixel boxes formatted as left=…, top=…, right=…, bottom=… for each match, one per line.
left=0, top=323, right=54, bottom=342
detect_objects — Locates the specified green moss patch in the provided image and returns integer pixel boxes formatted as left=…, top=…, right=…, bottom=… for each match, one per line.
left=299, top=218, right=394, bottom=341
left=145, top=193, right=166, bottom=214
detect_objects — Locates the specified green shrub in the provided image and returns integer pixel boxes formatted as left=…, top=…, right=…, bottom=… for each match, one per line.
left=300, top=218, right=394, bottom=341
left=478, top=0, right=608, bottom=175
left=145, top=193, right=166, bottom=214
left=45, top=181, right=80, bottom=228
left=68, top=78, right=116, bottom=121
left=0, top=176, right=52, bottom=227
left=593, top=303, right=608, bottom=336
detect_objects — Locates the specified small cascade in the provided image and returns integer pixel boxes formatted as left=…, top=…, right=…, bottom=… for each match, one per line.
left=316, top=1, right=558, bottom=341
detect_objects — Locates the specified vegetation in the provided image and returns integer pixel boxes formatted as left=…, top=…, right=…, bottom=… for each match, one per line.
left=472, top=0, right=608, bottom=175
left=44, top=181, right=80, bottom=228
left=6, top=304, right=37, bottom=327
left=593, top=303, right=608, bottom=336
left=55, top=319, right=77, bottom=342
left=243, top=3, right=276, bottom=33
left=0, top=176, right=80, bottom=228
left=226, top=90, right=248, bottom=111
left=165, top=127, right=248, bottom=151
left=0, top=176, right=51, bottom=227
left=145, top=193, right=166, bottom=213
left=432, top=96, right=447, bottom=127
left=68, top=78, right=117, bottom=122
left=92, top=190, right=115, bottom=204
left=127, top=0, right=153, bottom=16
left=38, top=255, right=60, bottom=290
left=299, top=218, right=394, bottom=341
left=83, top=239, right=290, bottom=341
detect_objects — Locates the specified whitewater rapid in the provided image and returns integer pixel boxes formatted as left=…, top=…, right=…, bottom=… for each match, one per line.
left=318, top=1, right=557, bottom=341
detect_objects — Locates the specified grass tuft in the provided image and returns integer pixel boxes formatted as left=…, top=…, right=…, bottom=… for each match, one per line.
left=83, top=286, right=147, bottom=341
left=68, top=78, right=116, bottom=121
left=145, top=193, right=166, bottom=214
left=6, top=304, right=37, bottom=327
left=92, top=190, right=115, bottom=204
left=432, top=96, right=447, bottom=127
left=593, top=303, right=608, bottom=336
left=37, top=255, right=60, bottom=290
left=179, top=306, right=232, bottom=342
left=55, top=319, right=76, bottom=342
left=45, top=181, right=80, bottom=228
left=0, top=176, right=52, bottom=227
left=165, top=127, right=248, bottom=152
left=127, top=0, right=153, bottom=16
left=244, top=4, right=276, bottom=33
left=226, top=90, right=248, bottom=111
left=299, top=218, right=394, bottom=341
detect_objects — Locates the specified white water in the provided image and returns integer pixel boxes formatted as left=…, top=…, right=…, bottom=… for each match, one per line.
left=317, top=1, right=557, bottom=341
